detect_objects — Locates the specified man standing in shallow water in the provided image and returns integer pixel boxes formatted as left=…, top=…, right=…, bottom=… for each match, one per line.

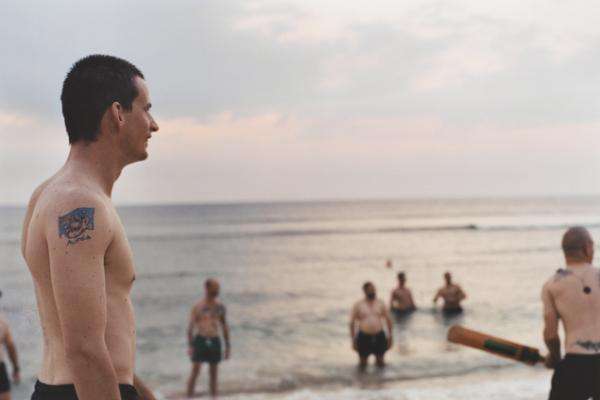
left=433, top=272, right=466, bottom=315
left=542, top=227, right=600, bottom=399
left=186, top=279, right=231, bottom=398
left=350, top=282, right=393, bottom=370
left=390, top=272, right=417, bottom=317
left=21, top=55, right=159, bottom=400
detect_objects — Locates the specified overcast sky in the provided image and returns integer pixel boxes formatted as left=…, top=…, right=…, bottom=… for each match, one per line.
left=1, top=0, right=600, bottom=205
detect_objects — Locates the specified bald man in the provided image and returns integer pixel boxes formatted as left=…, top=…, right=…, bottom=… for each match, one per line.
left=186, top=279, right=230, bottom=398
left=542, top=227, right=600, bottom=399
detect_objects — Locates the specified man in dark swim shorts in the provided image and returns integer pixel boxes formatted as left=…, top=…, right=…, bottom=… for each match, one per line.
left=186, top=279, right=231, bottom=398
left=350, top=282, right=393, bottom=369
left=542, top=227, right=600, bottom=399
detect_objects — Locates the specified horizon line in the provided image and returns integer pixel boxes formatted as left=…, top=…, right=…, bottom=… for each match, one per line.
left=2, top=193, right=600, bottom=208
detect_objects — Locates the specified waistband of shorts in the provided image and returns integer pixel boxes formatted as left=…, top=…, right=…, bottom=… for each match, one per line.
left=564, top=353, right=600, bottom=360
left=358, top=330, right=385, bottom=337
left=194, top=335, right=220, bottom=340
left=34, top=380, right=137, bottom=396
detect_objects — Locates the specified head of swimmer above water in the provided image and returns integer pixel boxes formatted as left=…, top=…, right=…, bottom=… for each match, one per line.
left=363, top=281, right=376, bottom=301
left=444, top=272, right=453, bottom=286
left=563, top=226, right=594, bottom=265
left=397, top=272, right=406, bottom=287
left=205, top=278, right=220, bottom=300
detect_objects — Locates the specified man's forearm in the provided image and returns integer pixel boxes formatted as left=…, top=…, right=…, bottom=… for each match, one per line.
left=7, top=344, right=19, bottom=373
left=545, top=336, right=561, bottom=363
left=223, top=326, right=230, bottom=347
left=66, top=345, right=121, bottom=400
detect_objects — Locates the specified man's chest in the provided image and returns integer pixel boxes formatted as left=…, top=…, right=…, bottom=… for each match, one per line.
left=104, top=221, right=136, bottom=289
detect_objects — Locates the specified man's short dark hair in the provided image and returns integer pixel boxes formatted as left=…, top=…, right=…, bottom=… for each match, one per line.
left=397, top=272, right=406, bottom=281
left=61, top=54, right=144, bottom=144
left=362, top=281, right=374, bottom=291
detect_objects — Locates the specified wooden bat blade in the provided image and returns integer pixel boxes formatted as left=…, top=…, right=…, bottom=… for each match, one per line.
left=447, top=325, right=545, bottom=365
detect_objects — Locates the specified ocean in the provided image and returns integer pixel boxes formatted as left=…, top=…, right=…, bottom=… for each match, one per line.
left=2, top=197, right=600, bottom=399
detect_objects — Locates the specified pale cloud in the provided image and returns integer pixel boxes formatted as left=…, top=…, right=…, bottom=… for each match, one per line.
left=2, top=0, right=600, bottom=204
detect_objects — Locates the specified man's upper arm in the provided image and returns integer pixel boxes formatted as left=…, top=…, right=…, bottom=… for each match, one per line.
left=218, top=304, right=228, bottom=326
left=350, top=303, right=358, bottom=324
left=46, top=198, right=113, bottom=352
left=542, top=283, right=559, bottom=338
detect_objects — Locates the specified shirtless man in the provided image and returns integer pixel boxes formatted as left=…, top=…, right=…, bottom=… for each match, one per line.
left=542, top=227, right=600, bottom=399
left=0, top=292, right=20, bottom=400
left=433, top=272, right=466, bottom=315
left=350, top=282, right=393, bottom=369
left=186, top=279, right=230, bottom=398
left=21, top=55, right=159, bottom=400
left=390, top=272, right=416, bottom=317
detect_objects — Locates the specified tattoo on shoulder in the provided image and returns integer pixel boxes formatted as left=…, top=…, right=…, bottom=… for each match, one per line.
left=576, top=340, right=600, bottom=352
left=58, top=207, right=95, bottom=245
left=554, top=268, right=572, bottom=281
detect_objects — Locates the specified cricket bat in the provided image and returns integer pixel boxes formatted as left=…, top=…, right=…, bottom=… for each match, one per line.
left=447, top=325, right=545, bottom=365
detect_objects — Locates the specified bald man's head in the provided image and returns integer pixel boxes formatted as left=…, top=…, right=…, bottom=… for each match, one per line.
left=562, top=227, right=594, bottom=263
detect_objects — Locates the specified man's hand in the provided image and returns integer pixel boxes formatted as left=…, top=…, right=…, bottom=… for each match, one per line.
left=352, top=338, right=358, bottom=351
left=387, top=336, right=393, bottom=350
left=545, top=354, right=560, bottom=369
left=188, top=345, right=194, bottom=357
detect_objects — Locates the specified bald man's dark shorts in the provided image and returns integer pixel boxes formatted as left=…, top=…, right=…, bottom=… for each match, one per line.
left=31, top=381, right=139, bottom=400
left=549, top=354, right=600, bottom=400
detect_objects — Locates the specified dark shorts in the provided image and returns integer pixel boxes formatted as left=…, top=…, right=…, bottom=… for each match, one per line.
left=356, top=331, right=388, bottom=358
left=392, top=307, right=416, bottom=319
left=549, top=354, right=600, bottom=400
left=442, top=306, right=463, bottom=316
left=0, top=362, right=10, bottom=394
left=191, top=335, right=222, bottom=364
left=31, top=380, right=139, bottom=400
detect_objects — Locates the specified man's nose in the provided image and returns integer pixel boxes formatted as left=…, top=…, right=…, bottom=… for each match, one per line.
left=151, top=116, right=159, bottom=132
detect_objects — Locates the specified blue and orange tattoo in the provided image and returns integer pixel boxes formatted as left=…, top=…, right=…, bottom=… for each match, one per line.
left=58, top=207, right=95, bottom=245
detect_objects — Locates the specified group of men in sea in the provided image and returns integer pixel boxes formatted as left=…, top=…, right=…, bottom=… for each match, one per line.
left=349, top=271, right=466, bottom=369
left=0, top=54, right=598, bottom=399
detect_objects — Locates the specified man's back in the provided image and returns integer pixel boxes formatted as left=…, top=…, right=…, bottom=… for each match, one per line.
left=543, top=265, right=600, bottom=354
left=21, top=170, right=137, bottom=385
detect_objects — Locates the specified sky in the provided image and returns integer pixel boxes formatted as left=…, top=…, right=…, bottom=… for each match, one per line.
left=1, top=0, right=600, bottom=205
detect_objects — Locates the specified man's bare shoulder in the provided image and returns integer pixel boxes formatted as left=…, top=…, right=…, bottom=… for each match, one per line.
left=33, top=180, right=115, bottom=250
left=542, top=269, right=573, bottom=293
left=352, top=299, right=365, bottom=309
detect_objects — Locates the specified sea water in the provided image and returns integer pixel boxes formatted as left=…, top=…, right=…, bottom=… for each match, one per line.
left=2, top=197, right=600, bottom=399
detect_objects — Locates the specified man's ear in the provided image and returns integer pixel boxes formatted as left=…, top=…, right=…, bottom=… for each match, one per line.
left=585, top=242, right=594, bottom=260
left=108, top=101, right=126, bottom=130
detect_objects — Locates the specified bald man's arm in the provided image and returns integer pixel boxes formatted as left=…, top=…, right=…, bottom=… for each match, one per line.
left=542, top=284, right=561, bottom=368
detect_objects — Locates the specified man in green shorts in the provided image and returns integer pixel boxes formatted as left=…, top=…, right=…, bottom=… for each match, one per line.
left=186, top=279, right=230, bottom=398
